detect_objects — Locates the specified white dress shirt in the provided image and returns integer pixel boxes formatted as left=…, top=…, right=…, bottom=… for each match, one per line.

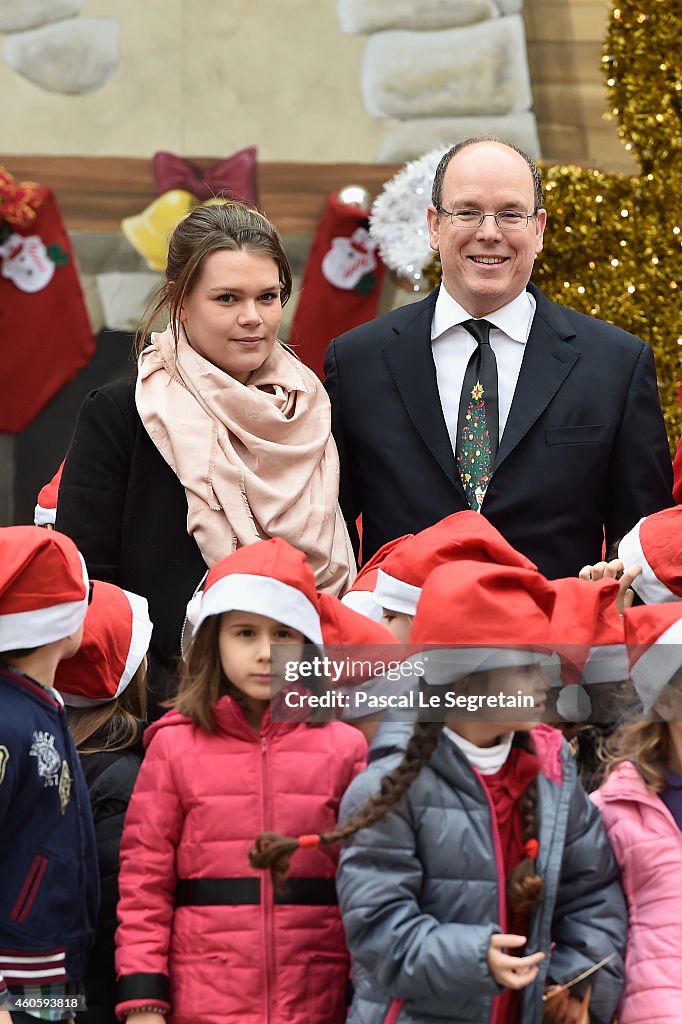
left=431, top=287, right=536, bottom=453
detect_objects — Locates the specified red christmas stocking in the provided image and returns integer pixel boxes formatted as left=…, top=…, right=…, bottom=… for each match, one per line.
left=0, top=168, right=94, bottom=433
left=289, top=191, right=386, bottom=379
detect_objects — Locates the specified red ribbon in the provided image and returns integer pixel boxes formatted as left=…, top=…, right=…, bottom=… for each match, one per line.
left=298, top=834, right=321, bottom=849
left=524, top=838, right=540, bottom=860
left=0, top=167, right=44, bottom=228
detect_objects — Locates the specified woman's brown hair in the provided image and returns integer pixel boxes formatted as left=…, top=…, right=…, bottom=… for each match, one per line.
left=67, top=661, right=148, bottom=754
left=135, top=201, right=293, bottom=357
left=251, top=688, right=544, bottom=910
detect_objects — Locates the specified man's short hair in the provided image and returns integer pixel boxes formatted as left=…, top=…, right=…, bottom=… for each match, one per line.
left=431, top=136, right=544, bottom=212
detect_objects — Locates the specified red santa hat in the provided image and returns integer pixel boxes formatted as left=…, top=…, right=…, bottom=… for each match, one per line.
left=318, top=592, right=399, bottom=685
left=341, top=535, right=411, bottom=622
left=34, top=460, right=65, bottom=527
left=55, top=582, right=153, bottom=706
left=549, top=575, right=625, bottom=721
left=410, top=560, right=555, bottom=684
left=624, top=602, right=682, bottom=713
left=192, top=538, right=323, bottom=645
left=319, top=593, right=399, bottom=648
left=373, top=511, right=537, bottom=617
left=550, top=576, right=626, bottom=682
left=618, top=507, right=682, bottom=604
left=0, top=526, right=88, bottom=651
left=340, top=569, right=383, bottom=622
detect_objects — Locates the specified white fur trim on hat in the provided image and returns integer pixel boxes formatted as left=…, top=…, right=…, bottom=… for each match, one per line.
left=34, top=503, right=57, bottom=527
left=556, top=684, right=592, bottom=722
left=117, top=590, right=153, bottom=698
left=374, top=569, right=422, bottom=616
left=583, top=643, right=629, bottom=685
left=619, top=518, right=680, bottom=605
left=0, top=553, right=89, bottom=652
left=61, top=589, right=153, bottom=708
left=193, top=574, right=323, bottom=645
left=340, top=590, right=383, bottom=623
left=630, top=617, right=682, bottom=713
left=421, top=646, right=550, bottom=686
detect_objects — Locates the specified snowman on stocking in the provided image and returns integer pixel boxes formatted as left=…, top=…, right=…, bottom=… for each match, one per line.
left=0, top=225, right=56, bottom=293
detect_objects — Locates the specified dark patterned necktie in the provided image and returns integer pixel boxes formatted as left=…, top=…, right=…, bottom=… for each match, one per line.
left=456, top=319, right=499, bottom=511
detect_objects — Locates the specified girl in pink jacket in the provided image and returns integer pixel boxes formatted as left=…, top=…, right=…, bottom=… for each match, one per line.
left=114, top=539, right=367, bottom=1024
left=592, top=601, right=682, bottom=1024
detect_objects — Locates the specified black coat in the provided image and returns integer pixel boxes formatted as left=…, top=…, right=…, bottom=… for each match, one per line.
left=78, top=738, right=144, bottom=1024
left=324, top=284, right=674, bottom=578
left=57, top=379, right=207, bottom=706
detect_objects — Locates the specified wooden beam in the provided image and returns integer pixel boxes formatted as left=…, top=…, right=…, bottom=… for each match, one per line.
left=0, top=156, right=400, bottom=234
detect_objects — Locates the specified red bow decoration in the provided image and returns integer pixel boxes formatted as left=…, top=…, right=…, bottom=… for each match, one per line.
left=152, top=147, right=258, bottom=204
left=0, top=166, right=45, bottom=228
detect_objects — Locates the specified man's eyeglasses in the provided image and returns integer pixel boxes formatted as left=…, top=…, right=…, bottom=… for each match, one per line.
left=437, top=208, right=537, bottom=231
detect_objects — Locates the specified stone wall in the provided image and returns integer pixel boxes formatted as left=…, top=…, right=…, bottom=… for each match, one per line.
left=337, top=0, right=540, bottom=161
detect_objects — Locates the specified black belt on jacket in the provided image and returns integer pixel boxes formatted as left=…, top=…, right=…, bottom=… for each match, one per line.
left=175, top=876, right=338, bottom=906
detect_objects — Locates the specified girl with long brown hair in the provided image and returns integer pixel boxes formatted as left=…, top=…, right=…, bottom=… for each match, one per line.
left=113, top=539, right=366, bottom=1024
left=56, top=200, right=355, bottom=718
left=592, top=601, right=682, bottom=1024
left=252, top=560, right=627, bottom=1024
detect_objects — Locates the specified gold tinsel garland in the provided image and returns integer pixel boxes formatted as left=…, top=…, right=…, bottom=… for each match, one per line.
left=423, top=0, right=682, bottom=447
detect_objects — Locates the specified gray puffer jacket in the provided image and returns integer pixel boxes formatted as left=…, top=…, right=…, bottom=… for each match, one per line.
left=337, top=723, right=626, bottom=1024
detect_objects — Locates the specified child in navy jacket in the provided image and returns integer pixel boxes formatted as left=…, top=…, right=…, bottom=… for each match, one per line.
left=0, top=527, right=99, bottom=1024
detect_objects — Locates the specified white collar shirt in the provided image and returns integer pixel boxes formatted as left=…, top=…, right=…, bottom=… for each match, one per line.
left=430, top=286, right=536, bottom=453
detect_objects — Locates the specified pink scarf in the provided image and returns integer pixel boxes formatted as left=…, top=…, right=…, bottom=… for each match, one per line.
left=135, top=325, right=356, bottom=595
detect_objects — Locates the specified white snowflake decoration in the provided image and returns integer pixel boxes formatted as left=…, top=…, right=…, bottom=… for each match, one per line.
left=369, top=147, right=448, bottom=290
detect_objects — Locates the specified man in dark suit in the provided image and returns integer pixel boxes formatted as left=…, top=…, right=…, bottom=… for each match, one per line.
left=324, top=137, right=673, bottom=580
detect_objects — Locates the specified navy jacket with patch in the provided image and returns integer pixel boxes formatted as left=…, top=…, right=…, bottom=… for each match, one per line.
left=0, top=668, right=99, bottom=994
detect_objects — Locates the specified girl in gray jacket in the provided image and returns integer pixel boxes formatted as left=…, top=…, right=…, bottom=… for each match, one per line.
left=253, top=560, right=627, bottom=1024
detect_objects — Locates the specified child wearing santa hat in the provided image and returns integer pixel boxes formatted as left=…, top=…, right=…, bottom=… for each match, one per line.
left=371, top=511, right=537, bottom=642
left=0, top=527, right=99, bottom=1024
left=113, top=538, right=366, bottom=1024
left=592, top=602, right=682, bottom=1024
left=253, top=560, right=626, bottom=1024
left=55, top=582, right=152, bottom=1024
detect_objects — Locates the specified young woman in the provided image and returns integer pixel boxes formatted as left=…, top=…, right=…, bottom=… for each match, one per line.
left=56, top=202, right=355, bottom=713
left=114, top=539, right=366, bottom=1024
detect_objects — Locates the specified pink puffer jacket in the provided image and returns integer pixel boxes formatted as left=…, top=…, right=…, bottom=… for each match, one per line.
left=592, top=761, right=682, bottom=1023
left=115, top=696, right=366, bottom=1024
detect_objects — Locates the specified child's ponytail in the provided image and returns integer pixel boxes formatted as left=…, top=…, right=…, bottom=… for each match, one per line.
left=250, top=719, right=444, bottom=892
left=506, top=732, right=544, bottom=912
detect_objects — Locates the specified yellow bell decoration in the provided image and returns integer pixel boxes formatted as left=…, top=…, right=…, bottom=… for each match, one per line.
left=121, top=189, right=195, bottom=271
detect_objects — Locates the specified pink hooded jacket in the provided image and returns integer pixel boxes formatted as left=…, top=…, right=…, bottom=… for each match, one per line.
left=114, top=696, right=366, bottom=1024
left=592, top=760, right=682, bottom=1023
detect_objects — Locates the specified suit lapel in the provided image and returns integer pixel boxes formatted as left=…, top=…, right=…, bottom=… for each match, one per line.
left=495, top=284, right=580, bottom=470
left=382, top=290, right=462, bottom=491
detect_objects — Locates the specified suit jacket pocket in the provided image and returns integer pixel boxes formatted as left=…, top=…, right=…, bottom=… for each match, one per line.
left=545, top=424, right=610, bottom=446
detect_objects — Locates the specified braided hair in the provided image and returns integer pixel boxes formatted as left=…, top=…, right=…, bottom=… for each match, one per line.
left=250, top=714, right=544, bottom=912
left=507, top=731, right=544, bottom=911
left=250, top=718, right=444, bottom=891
